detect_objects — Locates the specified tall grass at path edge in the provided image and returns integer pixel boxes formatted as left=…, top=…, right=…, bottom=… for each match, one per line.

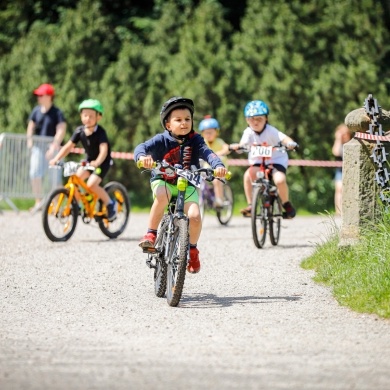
left=301, top=213, right=390, bottom=319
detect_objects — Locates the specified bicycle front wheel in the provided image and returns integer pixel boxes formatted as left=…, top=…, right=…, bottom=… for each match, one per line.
left=251, top=186, right=267, bottom=248
left=42, top=188, right=78, bottom=242
left=166, top=218, right=189, bottom=307
left=198, top=185, right=206, bottom=220
left=154, top=215, right=169, bottom=297
left=269, top=195, right=282, bottom=246
left=216, top=183, right=234, bottom=225
left=98, top=181, right=130, bottom=239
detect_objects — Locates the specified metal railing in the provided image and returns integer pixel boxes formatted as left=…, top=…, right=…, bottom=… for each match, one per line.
left=0, top=132, right=62, bottom=212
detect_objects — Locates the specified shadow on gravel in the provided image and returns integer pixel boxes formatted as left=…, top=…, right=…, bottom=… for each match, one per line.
left=78, top=237, right=138, bottom=243
left=179, top=293, right=301, bottom=308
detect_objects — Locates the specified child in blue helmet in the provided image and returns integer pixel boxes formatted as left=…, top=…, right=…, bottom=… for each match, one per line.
left=230, top=100, right=297, bottom=218
left=198, top=115, right=230, bottom=207
left=134, top=97, right=227, bottom=274
left=49, top=99, right=117, bottom=221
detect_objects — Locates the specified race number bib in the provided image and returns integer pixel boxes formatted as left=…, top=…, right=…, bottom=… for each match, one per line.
left=176, top=169, right=202, bottom=188
left=63, top=162, right=79, bottom=177
left=250, top=145, right=273, bottom=159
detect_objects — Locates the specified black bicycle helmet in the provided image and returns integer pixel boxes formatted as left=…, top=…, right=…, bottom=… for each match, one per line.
left=160, top=96, right=195, bottom=129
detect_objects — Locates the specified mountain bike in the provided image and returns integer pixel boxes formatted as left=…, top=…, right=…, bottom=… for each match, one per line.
left=42, top=161, right=130, bottom=242
left=230, top=144, right=292, bottom=248
left=198, top=175, right=234, bottom=225
left=138, top=160, right=230, bottom=307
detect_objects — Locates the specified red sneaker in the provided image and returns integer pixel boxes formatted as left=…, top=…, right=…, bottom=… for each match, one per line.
left=139, top=232, right=157, bottom=249
left=187, top=247, right=201, bottom=274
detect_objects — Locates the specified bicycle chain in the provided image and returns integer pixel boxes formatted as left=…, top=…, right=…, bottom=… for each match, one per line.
left=363, top=94, right=390, bottom=204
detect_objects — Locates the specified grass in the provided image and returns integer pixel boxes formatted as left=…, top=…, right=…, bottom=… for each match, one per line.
left=301, top=214, right=390, bottom=318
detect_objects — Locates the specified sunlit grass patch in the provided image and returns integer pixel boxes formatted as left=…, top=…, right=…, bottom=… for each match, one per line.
left=301, top=214, right=390, bottom=318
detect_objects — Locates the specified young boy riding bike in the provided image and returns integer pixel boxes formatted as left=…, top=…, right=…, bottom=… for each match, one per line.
left=230, top=100, right=297, bottom=219
left=198, top=115, right=230, bottom=208
left=49, top=99, right=117, bottom=221
left=134, top=97, right=227, bottom=274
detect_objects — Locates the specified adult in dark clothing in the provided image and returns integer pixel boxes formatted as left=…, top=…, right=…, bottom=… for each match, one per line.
left=26, top=83, right=66, bottom=211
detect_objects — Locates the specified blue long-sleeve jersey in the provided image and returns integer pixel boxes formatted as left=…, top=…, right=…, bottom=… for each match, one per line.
left=134, top=130, right=225, bottom=184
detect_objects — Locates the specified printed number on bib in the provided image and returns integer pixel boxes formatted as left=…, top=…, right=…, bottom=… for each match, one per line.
left=251, top=145, right=273, bottom=158
left=63, top=162, right=79, bottom=177
left=176, top=169, right=202, bottom=188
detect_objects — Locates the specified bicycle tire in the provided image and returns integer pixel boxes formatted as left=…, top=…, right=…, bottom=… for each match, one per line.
left=269, top=195, right=282, bottom=246
left=42, top=188, right=78, bottom=242
left=251, top=186, right=267, bottom=248
left=154, top=215, right=169, bottom=297
left=166, top=218, right=189, bottom=307
left=98, top=181, right=130, bottom=239
left=216, top=183, right=234, bottom=225
left=199, top=183, right=206, bottom=220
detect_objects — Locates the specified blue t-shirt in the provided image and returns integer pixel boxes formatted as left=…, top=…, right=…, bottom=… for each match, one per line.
left=29, top=105, right=66, bottom=137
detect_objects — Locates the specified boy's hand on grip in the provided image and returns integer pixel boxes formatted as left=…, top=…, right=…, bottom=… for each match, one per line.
left=137, top=155, right=155, bottom=169
left=214, top=166, right=229, bottom=179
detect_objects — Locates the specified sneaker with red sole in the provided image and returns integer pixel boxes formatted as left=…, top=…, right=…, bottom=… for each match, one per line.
left=282, top=201, right=296, bottom=219
left=187, top=247, right=201, bottom=274
left=139, top=232, right=157, bottom=249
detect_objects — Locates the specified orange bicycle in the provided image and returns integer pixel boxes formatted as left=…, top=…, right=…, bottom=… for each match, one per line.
left=42, top=161, right=130, bottom=242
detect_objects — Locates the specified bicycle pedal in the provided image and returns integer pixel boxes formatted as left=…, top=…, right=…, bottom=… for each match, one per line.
left=142, top=247, right=157, bottom=254
left=145, top=259, right=156, bottom=269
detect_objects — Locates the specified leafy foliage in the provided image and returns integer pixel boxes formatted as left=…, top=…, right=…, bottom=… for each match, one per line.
left=0, top=0, right=389, bottom=212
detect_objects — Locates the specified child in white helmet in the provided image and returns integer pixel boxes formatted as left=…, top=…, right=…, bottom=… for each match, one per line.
left=230, top=100, right=297, bottom=218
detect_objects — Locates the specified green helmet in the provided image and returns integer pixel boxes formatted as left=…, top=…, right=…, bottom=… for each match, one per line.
left=78, top=99, right=104, bottom=115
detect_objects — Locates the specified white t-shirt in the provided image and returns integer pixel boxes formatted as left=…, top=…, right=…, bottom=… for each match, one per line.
left=239, top=124, right=288, bottom=167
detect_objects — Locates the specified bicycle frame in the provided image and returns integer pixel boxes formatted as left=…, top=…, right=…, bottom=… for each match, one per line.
left=51, top=169, right=106, bottom=220
left=43, top=161, right=130, bottom=242
left=139, top=160, right=229, bottom=306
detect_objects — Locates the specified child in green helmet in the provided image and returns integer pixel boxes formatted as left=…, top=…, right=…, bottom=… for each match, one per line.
left=49, top=99, right=117, bottom=221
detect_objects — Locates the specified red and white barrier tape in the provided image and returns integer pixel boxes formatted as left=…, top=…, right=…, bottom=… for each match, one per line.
left=354, top=131, right=390, bottom=142
left=70, top=148, right=342, bottom=167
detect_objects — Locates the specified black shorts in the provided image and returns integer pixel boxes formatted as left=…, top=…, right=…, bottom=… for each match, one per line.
left=253, top=163, right=287, bottom=174
left=91, top=161, right=111, bottom=180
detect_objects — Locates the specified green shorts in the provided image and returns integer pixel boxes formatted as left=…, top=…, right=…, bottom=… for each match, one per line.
left=151, top=179, right=199, bottom=204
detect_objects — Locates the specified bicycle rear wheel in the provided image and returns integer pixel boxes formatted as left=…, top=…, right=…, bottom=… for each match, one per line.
left=216, top=183, right=234, bottom=225
left=166, top=218, right=189, bottom=307
left=251, top=186, right=267, bottom=248
left=269, top=195, right=282, bottom=246
left=154, top=215, right=169, bottom=297
left=98, top=181, right=130, bottom=239
left=42, top=188, right=78, bottom=242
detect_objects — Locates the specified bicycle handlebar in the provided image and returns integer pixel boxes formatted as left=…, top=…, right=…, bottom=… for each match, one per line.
left=137, top=159, right=231, bottom=180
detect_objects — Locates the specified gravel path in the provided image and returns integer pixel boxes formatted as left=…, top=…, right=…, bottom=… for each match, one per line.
left=1, top=211, right=389, bottom=390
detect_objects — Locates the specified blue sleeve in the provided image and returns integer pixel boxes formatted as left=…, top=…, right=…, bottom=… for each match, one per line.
left=134, top=135, right=165, bottom=162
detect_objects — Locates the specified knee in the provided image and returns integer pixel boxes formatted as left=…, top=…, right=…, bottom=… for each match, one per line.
left=188, top=206, right=202, bottom=224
